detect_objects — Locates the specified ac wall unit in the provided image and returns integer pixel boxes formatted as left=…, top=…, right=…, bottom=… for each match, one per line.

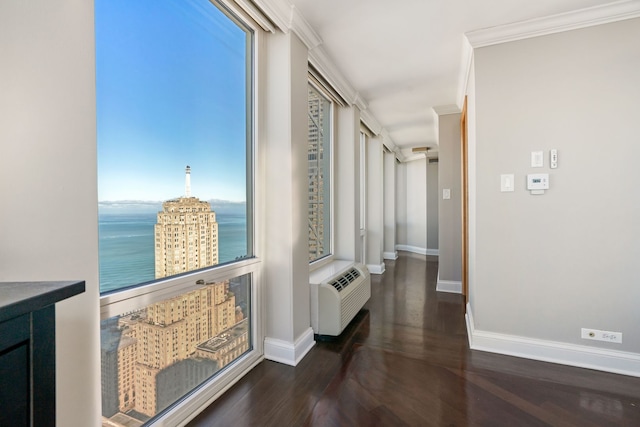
left=310, top=260, right=371, bottom=336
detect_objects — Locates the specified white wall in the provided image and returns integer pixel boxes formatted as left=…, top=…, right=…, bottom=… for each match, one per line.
left=383, top=150, right=397, bottom=259
left=263, top=31, right=314, bottom=365
left=467, top=57, right=478, bottom=306
left=0, top=1, right=100, bottom=425
left=396, top=158, right=428, bottom=254
left=366, top=135, right=385, bottom=273
left=437, top=113, right=462, bottom=282
left=395, top=163, right=408, bottom=248
left=335, top=106, right=362, bottom=261
left=426, top=159, right=439, bottom=251
left=470, top=18, right=640, bottom=373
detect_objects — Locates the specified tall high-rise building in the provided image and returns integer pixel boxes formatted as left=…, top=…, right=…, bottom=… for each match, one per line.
left=102, top=280, right=246, bottom=419
left=154, top=166, right=219, bottom=278
left=129, top=280, right=239, bottom=416
left=308, top=89, right=327, bottom=260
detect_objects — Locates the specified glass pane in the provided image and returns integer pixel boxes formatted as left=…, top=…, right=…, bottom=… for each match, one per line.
left=96, top=0, right=253, bottom=294
left=308, top=85, right=331, bottom=262
left=100, top=274, right=251, bottom=424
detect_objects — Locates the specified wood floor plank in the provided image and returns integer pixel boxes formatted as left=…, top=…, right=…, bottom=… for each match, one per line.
left=188, top=252, right=640, bottom=427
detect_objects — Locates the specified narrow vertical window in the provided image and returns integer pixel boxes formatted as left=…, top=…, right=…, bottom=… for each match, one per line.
left=308, top=84, right=332, bottom=262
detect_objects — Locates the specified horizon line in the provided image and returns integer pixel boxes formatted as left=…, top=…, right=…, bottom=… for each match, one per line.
left=99, top=198, right=247, bottom=204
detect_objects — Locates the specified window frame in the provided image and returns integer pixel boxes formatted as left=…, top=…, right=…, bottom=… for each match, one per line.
left=97, top=1, right=265, bottom=425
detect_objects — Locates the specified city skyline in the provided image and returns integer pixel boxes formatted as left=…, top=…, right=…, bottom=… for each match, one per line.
left=96, top=0, right=250, bottom=203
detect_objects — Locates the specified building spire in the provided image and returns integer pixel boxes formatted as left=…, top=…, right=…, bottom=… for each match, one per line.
left=185, top=165, right=191, bottom=197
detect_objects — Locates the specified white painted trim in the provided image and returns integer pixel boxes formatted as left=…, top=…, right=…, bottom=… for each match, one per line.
left=402, top=153, right=427, bottom=163
left=432, top=104, right=461, bottom=116
left=396, top=244, right=424, bottom=254
left=251, top=0, right=292, bottom=34
left=383, top=251, right=398, bottom=260
left=466, top=0, right=640, bottom=48
left=308, top=48, right=357, bottom=106
left=264, top=327, right=315, bottom=366
left=436, top=270, right=462, bottom=294
left=466, top=303, right=640, bottom=378
left=465, top=302, right=475, bottom=348
left=366, top=262, right=386, bottom=275
left=457, top=37, right=474, bottom=109
left=395, top=245, right=439, bottom=256
left=290, top=5, right=322, bottom=49
left=360, top=108, right=382, bottom=136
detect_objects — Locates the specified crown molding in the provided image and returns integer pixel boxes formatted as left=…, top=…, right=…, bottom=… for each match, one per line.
left=253, top=0, right=397, bottom=153
left=466, top=0, right=640, bottom=48
left=352, top=92, right=368, bottom=113
left=308, top=47, right=357, bottom=105
left=402, top=153, right=428, bottom=163
left=433, top=104, right=461, bottom=116
left=251, top=0, right=292, bottom=33
left=290, top=5, right=322, bottom=49
left=360, top=108, right=382, bottom=136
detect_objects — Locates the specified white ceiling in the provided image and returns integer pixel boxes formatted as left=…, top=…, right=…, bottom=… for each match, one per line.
left=285, top=0, right=620, bottom=154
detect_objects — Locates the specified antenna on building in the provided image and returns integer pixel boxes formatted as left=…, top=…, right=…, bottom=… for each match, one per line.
left=185, top=165, right=191, bottom=197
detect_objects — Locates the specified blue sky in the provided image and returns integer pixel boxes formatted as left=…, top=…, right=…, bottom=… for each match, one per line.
left=96, top=0, right=250, bottom=203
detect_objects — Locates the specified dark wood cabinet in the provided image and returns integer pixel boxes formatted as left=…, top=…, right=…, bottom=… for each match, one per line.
left=0, top=281, right=85, bottom=427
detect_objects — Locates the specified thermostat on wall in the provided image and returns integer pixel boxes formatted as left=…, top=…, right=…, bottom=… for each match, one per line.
left=527, top=173, right=549, bottom=195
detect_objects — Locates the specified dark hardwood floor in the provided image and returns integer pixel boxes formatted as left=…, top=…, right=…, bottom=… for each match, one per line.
left=188, top=252, right=640, bottom=426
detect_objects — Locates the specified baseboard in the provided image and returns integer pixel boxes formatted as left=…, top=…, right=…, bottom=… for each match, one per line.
left=383, top=251, right=398, bottom=260
left=436, top=270, right=462, bottom=294
left=264, top=327, right=315, bottom=366
left=395, top=245, right=438, bottom=256
left=366, top=262, right=386, bottom=275
left=466, top=303, right=640, bottom=378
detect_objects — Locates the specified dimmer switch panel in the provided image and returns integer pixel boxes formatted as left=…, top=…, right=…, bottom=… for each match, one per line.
left=550, top=149, right=558, bottom=168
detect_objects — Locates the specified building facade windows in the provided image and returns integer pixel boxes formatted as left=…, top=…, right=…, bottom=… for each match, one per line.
left=307, top=83, right=333, bottom=263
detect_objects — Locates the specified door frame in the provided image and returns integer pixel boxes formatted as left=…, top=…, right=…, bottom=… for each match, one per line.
left=461, top=96, right=469, bottom=303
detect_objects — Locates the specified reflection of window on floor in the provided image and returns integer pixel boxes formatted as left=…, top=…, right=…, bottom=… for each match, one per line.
left=101, top=274, right=251, bottom=423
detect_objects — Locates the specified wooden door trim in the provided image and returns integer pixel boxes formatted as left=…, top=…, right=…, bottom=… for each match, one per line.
left=461, top=97, right=469, bottom=304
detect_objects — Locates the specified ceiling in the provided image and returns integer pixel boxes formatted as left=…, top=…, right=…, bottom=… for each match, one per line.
left=284, top=0, right=619, bottom=156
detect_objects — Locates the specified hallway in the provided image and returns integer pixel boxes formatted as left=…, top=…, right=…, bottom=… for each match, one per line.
left=189, top=253, right=640, bottom=426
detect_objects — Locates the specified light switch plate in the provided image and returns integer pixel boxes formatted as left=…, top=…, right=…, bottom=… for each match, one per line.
left=531, top=151, right=544, bottom=168
left=500, top=174, right=514, bottom=192
left=443, top=189, right=451, bottom=200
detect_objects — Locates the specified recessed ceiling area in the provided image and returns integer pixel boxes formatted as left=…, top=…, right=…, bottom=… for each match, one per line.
left=286, top=0, right=620, bottom=155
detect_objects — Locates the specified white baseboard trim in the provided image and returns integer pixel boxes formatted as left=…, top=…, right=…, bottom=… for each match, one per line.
left=466, top=303, right=640, bottom=378
left=264, top=327, right=315, bottom=367
left=436, top=270, right=462, bottom=294
left=396, top=245, right=439, bottom=256
left=383, top=251, right=398, bottom=260
left=366, top=262, right=386, bottom=275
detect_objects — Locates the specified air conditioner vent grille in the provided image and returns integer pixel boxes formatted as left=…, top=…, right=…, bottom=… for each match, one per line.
left=328, top=268, right=361, bottom=292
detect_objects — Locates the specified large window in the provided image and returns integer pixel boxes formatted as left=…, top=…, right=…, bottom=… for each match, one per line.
left=307, top=84, right=332, bottom=262
left=96, top=0, right=258, bottom=424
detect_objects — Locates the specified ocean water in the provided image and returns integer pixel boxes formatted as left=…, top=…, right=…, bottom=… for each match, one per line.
left=99, top=212, right=248, bottom=293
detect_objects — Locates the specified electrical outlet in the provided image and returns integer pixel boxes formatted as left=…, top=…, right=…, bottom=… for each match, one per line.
left=581, top=328, right=622, bottom=344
